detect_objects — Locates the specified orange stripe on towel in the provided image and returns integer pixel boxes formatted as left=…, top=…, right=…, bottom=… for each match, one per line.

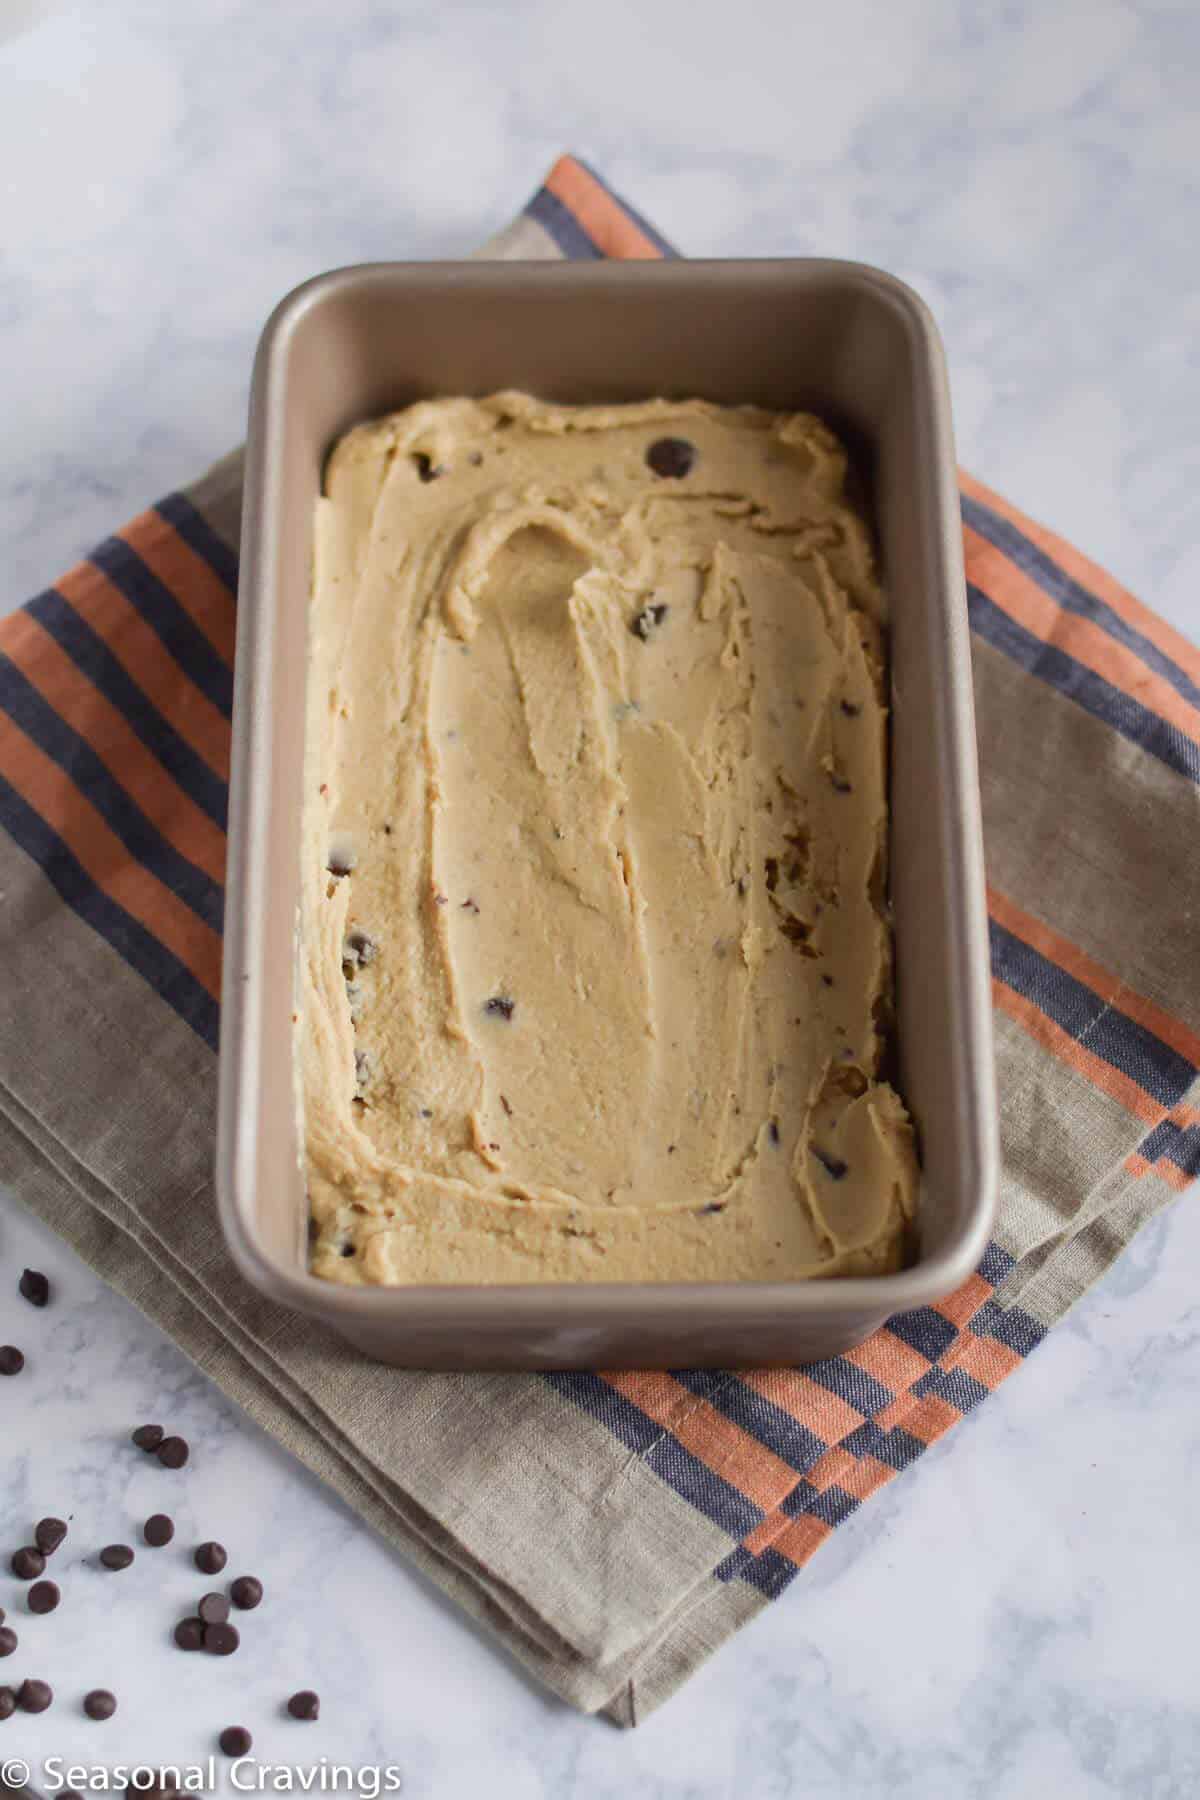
left=117, top=510, right=237, bottom=666
left=992, top=979, right=1163, bottom=1126
left=603, top=1371, right=799, bottom=1513
left=544, top=157, right=664, bottom=261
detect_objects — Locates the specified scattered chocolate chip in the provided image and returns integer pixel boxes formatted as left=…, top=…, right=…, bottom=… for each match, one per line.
left=19, top=1268, right=49, bottom=1307
left=812, top=1147, right=849, bottom=1180
left=174, top=1617, right=205, bottom=1652
left=84, top=1688, right=117, bottom=1721
left=12, top=1546, right=45, bottom=1580
left=34, top=1517, right=67, bottom=1556
left=194, top=1540, right=226, bottom=1576
left=768, top=1120, right=781, bottom=1146
left=630, top=601, right=669, bottom=641
left=156, top=1435, right=190, bottom=1469
left=840, top=699, right=862, bottom=717
left=132, top=1423, right=164, bottom=1452
left=230, top=1575, right=263, bottom=1611
left=413, top=453, right=442, bottom=483
left=219, top=1726, right=253, bottom=1757
left=0, top=1346, right=23, bottom=1376
left=99, top=1544, right=134, bottom=1571
left=198, top=1592, right=230, bottom=1626
left=204, top=1621, right=240, bottom=1656
left=28, top=1580, right=60, bottom=1615
left=344, top=929, right=378, bottom=965
left=0, top=1628, right=17, bottom=1658
left=646, top=437, right=695, bottom=479
left=143, top=1514, right=175, bottom=1548
left=17, top=1677, right=52, bottom=1713
left=287, top=1689, right=320, bottom=1721
left=0, top=1686, right=14, bottom=1719
left=484, top=995, right=515, bottom=1021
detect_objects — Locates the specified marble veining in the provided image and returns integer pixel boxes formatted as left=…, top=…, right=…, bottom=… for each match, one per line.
left=1, top=1, right=1198, bottom=1792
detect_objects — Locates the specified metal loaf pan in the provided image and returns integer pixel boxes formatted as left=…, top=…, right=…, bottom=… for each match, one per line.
left=217, top=259, right=997, bottom=1369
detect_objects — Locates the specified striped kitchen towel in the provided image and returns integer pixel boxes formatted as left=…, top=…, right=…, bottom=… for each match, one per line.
left=0, top=156, right=1197, bottom=1726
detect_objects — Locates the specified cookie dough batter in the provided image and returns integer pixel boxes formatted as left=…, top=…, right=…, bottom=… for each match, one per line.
left=302, top=394, right=918, bottom=1285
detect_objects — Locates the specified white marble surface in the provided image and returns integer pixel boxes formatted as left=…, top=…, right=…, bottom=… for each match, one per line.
left=1, top=0, right=1198, bottom=1793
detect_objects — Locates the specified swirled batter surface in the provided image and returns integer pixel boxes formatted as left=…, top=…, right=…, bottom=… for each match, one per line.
left=302, top=395, right=917, bottom=1285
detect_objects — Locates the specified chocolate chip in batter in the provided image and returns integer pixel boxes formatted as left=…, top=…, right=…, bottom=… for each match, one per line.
left=28, top=1580, right=60, bottom=1615
left=0, top=1346, right=23, bottom=1376
left=412, top=453, right=442, bottom=483
left=484, top=995, right=515, bottom=1021
left=820, top=973, right=835, bottom=988
left=630, top=601, right=669, bottom=641
left=812, top=1147, right=849, bottom=1180
left=829, top=773, right=854, bottom=794
left=768, top=1120, right=781, bottom=1146
left=99, top=1544, right=134, bottom=1571
left=35, top=1517, right=67, bottom=1556
left=194, top=1541, right=227, bottom=1576
left=499, top=1094, right=513, bottom=1117
left=697, top=1203, right=726, bottom=1215
left=131, top=1423, right=164, bottom=1453
left=646, top=437, right=695, bottom=479
left=19, top=1268, right=50, bottom=1307
left=461, top=897, right=480, bottom=913
left=327, top=843, right=357, bottom=877
left=840, top=699, right=862, bottom=717
left=12, top=1546, right=45, bottom=1580
left=344, top=929, right=378, bottom=965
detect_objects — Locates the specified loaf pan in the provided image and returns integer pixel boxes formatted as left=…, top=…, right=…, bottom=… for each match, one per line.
left=217, top=259, right=998, bottom=1369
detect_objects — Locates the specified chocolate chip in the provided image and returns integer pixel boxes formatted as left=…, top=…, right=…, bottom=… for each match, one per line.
left=0, top=1628, right=17, bottom=1658
left=84, top=1688, right=117, bottom=1720
left=173, top=1617, right=204, bottom=1651
left=413, top=453, right=442, bottom=482
left=194, top=1541, right=227, bottom=1576
left=0, top=1346, right=23, bottom=1376
left=768, top=1120, right=781, bottom=1146
left=630, top=601, right=669, bottom=641
left=143, top=1514, right=175, bottom=1548
left=204, top=1621, right=240, bottom=1656
left=484, top=995, right=515, bottom=1021
left=326, top=847, right=356, bottom=877
left=812, top=1147, right=849, bottom=1180
left=344, top=930, right=378, bottom=965
left=840, top=699, right=862, bottom=717
left=198, top=1592, right=230, bottom=1625
left=19, top=1268, right=49, bottom=1307
left=830, top=773, right=853, bottom=794
left=460, top=897, right=479, bottom=913
left=646, top=437, right=695, bottom=479
left=132, top=1423, right=164, bottom=1452
left=156, top=1435, right=189, bottom=1469
left=12, top=1546, right=45, bottom=1580
left=219, top=1726, right=253, bottom=1757
left=99, top=1544, right=134, bottom=1571
left=287, top=1689, right=320, bottom=1721
left=0, top=1686, right=14, bottom=1719
left=820, top=974, right=834, bottom=988
left=34, top=1516, right=67, bottom=1556
left=28, top=1580, right=60, bottom=1615
left=697, top=1203, right=726, bottom=1215
left=499, top=1094, right=513, bottom=1117
left=17, top=1677, right=52, bottom=1713
left=230, top=1575, right=263, bottom=1611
